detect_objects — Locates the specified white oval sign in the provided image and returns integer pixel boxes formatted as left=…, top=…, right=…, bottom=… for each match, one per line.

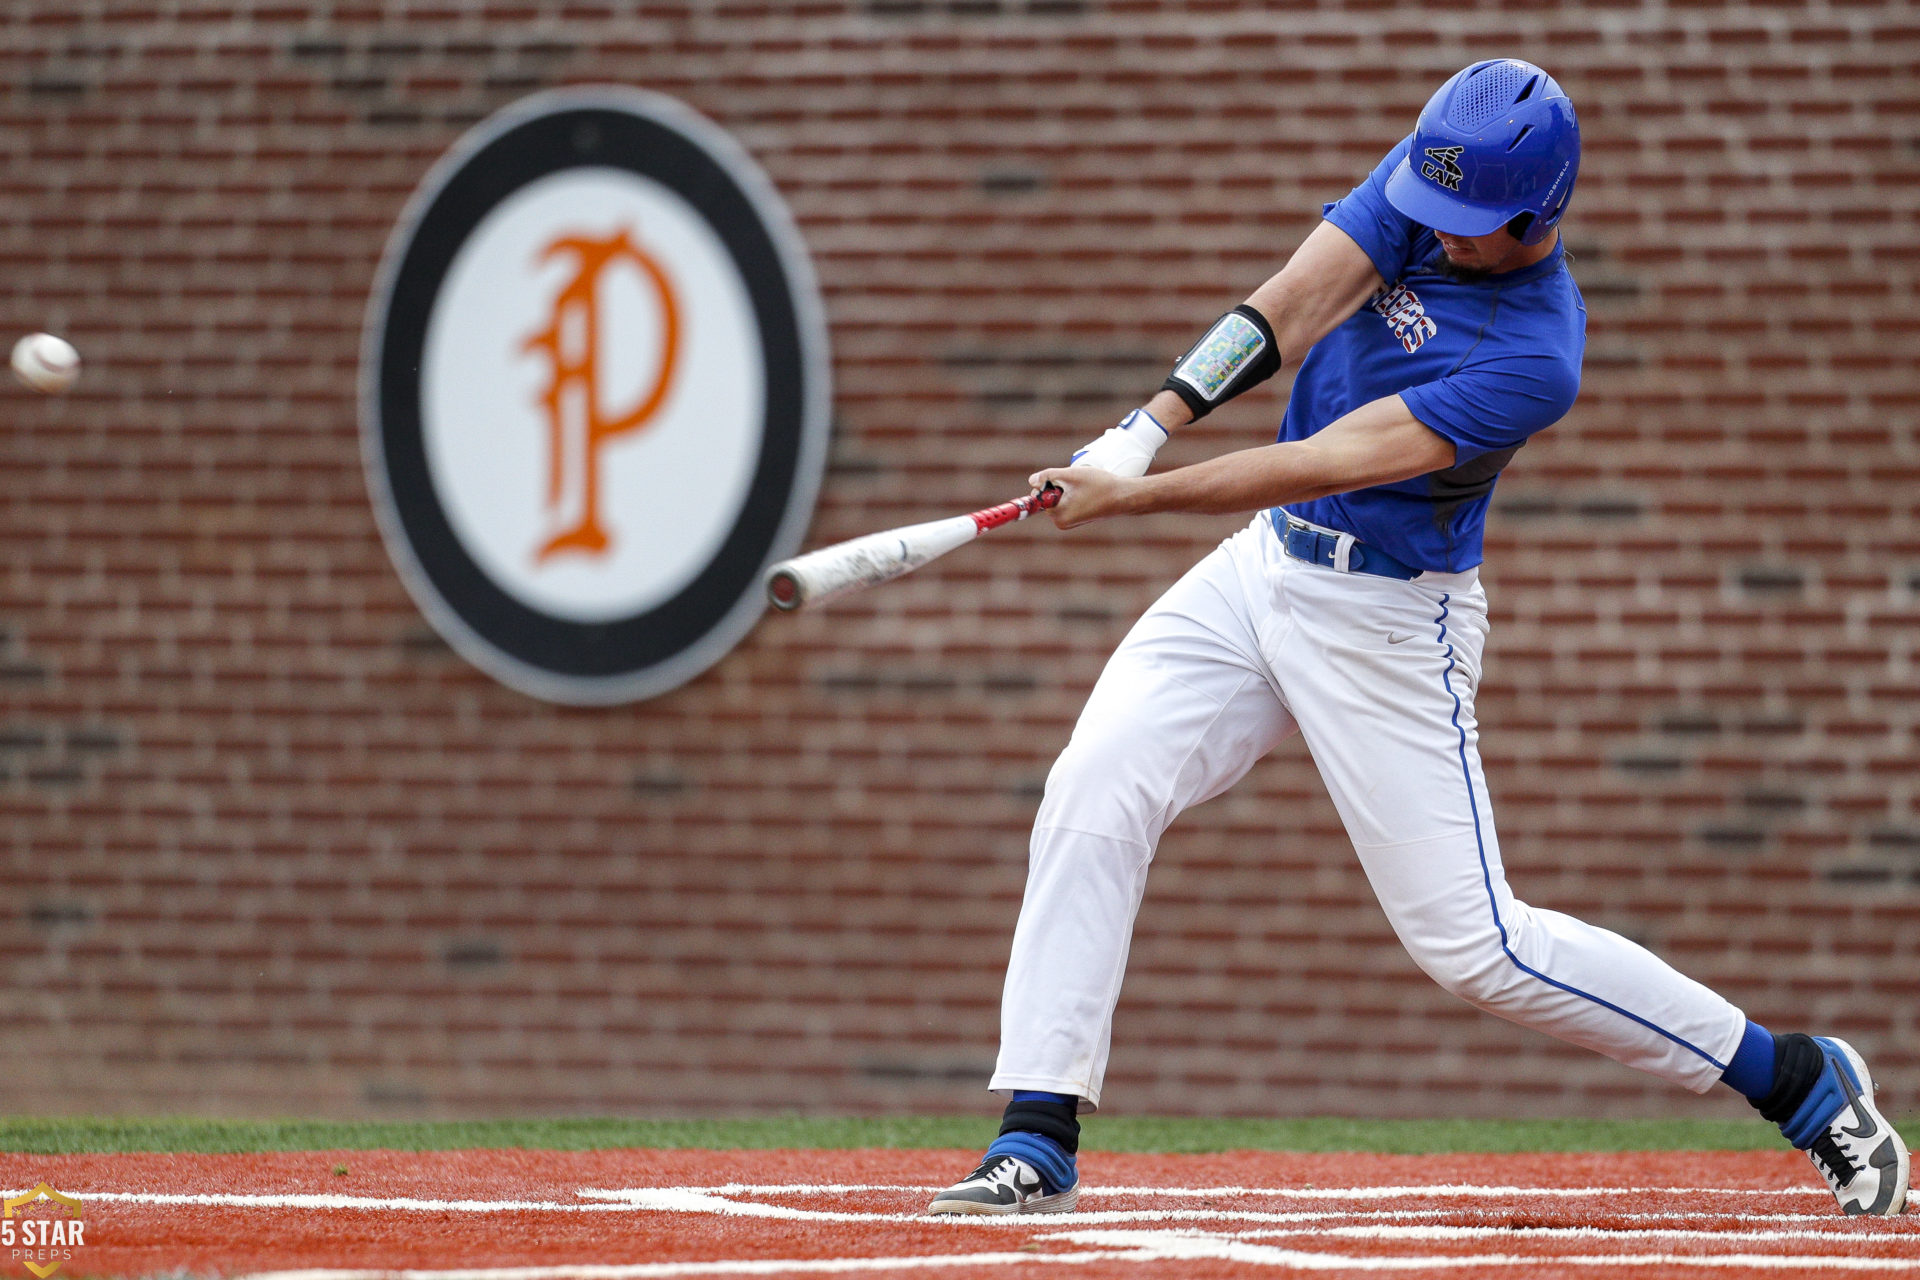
left=364, top=88, right=830, bottom=703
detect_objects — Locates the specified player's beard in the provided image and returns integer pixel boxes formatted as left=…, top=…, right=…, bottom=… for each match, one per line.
left=1430, top=251, right=1495, bottom=284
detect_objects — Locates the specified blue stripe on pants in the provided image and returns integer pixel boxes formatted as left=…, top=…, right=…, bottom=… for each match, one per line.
left=1431, top=592, right=1728, bottom=1072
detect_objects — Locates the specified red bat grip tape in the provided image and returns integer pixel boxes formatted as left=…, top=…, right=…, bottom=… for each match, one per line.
left=972, top=484, right=1062, bottom=533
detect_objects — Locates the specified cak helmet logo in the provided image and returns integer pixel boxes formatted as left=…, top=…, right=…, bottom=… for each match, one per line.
left=1421, top=145, right=1466, bottom=192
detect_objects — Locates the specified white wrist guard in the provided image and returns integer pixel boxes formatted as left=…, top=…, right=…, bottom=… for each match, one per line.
left=1070, top=408, right=1168, bottom=478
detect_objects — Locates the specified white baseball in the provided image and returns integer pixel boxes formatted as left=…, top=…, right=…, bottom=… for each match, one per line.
left=11, top=333, right=80, bottom=394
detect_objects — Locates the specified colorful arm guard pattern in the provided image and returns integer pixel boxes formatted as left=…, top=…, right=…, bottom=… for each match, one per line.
left=1162, top=303, right=1283, bottom=420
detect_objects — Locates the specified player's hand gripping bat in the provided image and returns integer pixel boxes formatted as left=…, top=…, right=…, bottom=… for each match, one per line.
left=765, top=485, right=1061, bottom=612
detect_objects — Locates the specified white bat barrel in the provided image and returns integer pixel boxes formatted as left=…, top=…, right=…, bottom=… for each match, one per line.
left=765, top=514, right=978, bottom=611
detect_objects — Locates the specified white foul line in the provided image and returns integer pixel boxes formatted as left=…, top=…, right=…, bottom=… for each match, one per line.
left=1084, top=1185, right=1827, bottom=1201
left=651, top=1183, right=1826, bottom=1201
left=26, top=1184, right=1857, bottom=1233
left=11, top=1181, right=1826, bottom=1217
left=1298, top=1223, right=1913, bottom=1245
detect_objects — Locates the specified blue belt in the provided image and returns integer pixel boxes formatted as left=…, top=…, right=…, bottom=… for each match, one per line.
left=1268, top=509, right=1421, bottom=581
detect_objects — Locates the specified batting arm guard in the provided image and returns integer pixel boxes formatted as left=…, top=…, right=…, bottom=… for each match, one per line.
left=1161, top=303, right=1283, bottom=421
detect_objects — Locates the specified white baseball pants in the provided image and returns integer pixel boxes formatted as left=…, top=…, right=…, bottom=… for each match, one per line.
left=991, top=515, right=1746, bottom=1109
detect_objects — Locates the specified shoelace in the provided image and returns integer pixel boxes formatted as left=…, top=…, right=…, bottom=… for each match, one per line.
left=962, top=1157, right=1020, bottom=1185
left=1810, top=1133, right=1861, bottom=1184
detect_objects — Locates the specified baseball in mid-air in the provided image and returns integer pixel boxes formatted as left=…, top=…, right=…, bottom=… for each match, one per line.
left=11, top=332, right=80, bottom=394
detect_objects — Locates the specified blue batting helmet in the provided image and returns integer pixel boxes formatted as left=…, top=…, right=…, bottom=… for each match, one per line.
left=1384, top=59, right=1579, bottom=245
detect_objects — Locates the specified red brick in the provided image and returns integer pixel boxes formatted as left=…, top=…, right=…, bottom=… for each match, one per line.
left=0, top=0, right=1914, bottom=1124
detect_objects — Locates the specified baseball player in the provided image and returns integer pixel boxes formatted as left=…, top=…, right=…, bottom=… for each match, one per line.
left=928, top=59, right=1910, bottom=1219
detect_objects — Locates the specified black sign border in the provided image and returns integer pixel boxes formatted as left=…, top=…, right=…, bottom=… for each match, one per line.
left=363, top=89, right=829, bottom=703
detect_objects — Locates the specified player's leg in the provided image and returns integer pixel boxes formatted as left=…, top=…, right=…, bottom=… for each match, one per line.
left=1275, top=563, right=1907, bottom=1215
left=929, top=518, right=1299, bottom=1214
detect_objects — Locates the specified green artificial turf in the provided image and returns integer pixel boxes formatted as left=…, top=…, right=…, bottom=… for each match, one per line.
left=0, top=1112, right=1855, bottom=1155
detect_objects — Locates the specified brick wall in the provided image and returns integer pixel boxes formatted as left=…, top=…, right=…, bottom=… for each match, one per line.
left=1, top=1, right=1915, bottom=1123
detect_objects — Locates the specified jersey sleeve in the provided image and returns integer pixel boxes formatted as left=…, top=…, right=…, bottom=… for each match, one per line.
left=1321, top=136, right=1419, bottom=287
left=1399, top=352, right=1581, bottom=464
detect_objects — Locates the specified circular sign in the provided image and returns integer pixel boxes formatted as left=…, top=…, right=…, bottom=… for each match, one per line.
left=362, top=88, right=831, bottom=704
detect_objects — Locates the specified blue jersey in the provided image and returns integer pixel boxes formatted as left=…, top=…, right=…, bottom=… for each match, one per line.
left=1279, top=136, right=1586, bottom=572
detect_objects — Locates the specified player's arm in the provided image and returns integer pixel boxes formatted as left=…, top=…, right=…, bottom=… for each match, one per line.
left=1147, top=220, right=1387, bottom=429
left=1069, top=223, right=1384, bottom=475
left=1030, top=393, right=1454, bottom=530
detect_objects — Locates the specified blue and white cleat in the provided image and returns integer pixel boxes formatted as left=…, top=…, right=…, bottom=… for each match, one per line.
left=1779, top=1037, right=1910, bottom=1216
left=926, top=1153, right=1079, bottom=1215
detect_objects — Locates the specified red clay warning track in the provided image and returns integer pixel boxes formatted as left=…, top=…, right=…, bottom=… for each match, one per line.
left=2, top=1147, right=1915, bottom=1277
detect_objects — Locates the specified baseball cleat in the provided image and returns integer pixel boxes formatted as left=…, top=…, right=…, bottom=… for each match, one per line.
left=926, top=1153, right=1080, bottom=1215
left=1782, top=1038, right=1910, bottom=1216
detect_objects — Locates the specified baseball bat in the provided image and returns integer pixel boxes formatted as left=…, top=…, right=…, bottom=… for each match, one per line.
left=766, top=485, right=1061, bottom=612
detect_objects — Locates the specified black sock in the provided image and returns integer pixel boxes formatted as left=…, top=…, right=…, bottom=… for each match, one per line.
left=1753, top=1032, right=1825, bottom=1125
left=999, top=1097, right=1079, bottom=1156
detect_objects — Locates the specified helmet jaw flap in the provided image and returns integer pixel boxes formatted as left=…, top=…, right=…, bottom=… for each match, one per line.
left=1384, top=58, right=1580, bottom=247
